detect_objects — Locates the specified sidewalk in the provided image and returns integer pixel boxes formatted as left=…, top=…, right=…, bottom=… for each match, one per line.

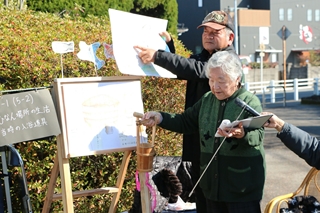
left=261, top=101, right=320, bottom=211
left=134, top=101, right=320, bottom=213
left=159, top=101, right=320, bottom=213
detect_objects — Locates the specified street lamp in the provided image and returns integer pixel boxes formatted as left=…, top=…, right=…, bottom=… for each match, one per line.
left=259, top=43, right=265, bottom=90
left=253, top=36, right=256, bottom=62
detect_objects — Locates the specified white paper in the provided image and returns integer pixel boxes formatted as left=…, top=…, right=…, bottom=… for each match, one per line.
left=61, top=80, right=147, bottom=157
left=166, top=196, right=196, bottom=211
left=215, top=114, right=273, bottom=137
left=109, top=9, right=176, bottom=78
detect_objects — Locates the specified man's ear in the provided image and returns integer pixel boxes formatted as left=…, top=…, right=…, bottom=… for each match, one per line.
left=229, top=33, right=235, bottom=44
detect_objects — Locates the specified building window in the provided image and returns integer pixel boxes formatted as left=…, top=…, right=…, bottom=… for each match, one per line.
left=307, top=9, right=312, bottom=21
left=315, top=9, right=320, bottom=21
left=279, top=8, right=284, bottom=21
left=287, top=8, right=292, bottom=21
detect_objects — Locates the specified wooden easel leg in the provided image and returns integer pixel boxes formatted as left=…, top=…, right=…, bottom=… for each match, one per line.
left=58, top=158, right=74, bottom=212
left=42, top=154, right=60, bottom=213
left=56, top=135, right=74, bottom=213
left=139, top=172, right=151, bottom=213
left=108, top=150, right=132, bottom=213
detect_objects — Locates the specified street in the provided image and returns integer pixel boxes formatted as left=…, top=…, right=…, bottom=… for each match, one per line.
left=261, top=100, right=320, bottom=212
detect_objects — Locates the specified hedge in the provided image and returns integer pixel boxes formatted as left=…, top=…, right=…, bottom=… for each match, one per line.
left=26, top=0, right=178, bottom=35
left=0, top=8, right=191, bottom=212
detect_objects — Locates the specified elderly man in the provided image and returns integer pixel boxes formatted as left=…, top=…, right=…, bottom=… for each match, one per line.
left=135, top=11, right=238, bottom=212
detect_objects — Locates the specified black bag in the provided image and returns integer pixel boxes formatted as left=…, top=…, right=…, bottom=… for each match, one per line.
left=129, top=156, right=195, bottom=213
left=280, top=195, right=320, bottom=213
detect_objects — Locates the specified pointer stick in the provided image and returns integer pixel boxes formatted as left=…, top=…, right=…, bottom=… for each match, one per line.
left=188, top=107, right=246, bottom=197
left=188, top=91, right=257, bottom=197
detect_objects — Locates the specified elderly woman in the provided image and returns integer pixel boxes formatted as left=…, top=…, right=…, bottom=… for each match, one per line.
left=143, top=51, right=265, bottom=213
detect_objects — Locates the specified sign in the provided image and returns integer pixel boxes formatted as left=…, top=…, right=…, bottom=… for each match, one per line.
left=109, top=9, right=176, bottom=78
left=54, top=76, right=146, bottom=158
left=259, top=27, right=269, bottom=44
left=259, top=43, right=265, bottom=51
left=299, top=24, right=313, bottom=44
left=277, top=26, right=291, bottom=40
left=0, top=89, right=61, bottom=145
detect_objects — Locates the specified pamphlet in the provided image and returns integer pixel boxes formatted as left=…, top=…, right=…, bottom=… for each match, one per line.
left=215, top=114, right=273, bottom=137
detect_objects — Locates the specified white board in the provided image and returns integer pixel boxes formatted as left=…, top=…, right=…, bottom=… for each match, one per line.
left=54, top=76, right=147, bottom=158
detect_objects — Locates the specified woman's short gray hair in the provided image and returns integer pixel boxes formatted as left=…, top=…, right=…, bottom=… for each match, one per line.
left=205, top=51, right=243, bottom=81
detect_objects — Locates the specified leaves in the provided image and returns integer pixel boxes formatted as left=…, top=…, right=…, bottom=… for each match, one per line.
left=1, top=7, right=191, bottom=212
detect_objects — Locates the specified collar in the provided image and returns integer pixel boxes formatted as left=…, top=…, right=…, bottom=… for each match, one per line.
left=218, top=87, right=246, bottom=103
left=202, top=45, right=235, bottom=57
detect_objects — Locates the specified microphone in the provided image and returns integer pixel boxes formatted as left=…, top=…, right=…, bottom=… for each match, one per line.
left=234, top=97, right=260, bottom=116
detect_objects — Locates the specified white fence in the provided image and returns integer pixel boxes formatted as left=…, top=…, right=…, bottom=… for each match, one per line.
left=243, top=78, right=320, bottom=105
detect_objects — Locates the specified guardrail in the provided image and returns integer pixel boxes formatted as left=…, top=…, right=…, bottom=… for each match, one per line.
left=243, top=78, right=320, bottom=105
left=262, top=86, right=286, bottom=108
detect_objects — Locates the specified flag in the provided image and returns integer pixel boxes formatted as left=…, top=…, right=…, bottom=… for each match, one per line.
left=103, top=43, right=115, bottom=59
left=77, top=41, right=105, bottom=70
left=52, top=41, right=74, bottom=54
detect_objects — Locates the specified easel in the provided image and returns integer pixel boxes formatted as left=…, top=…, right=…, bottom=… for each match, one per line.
left=42, top=76, right=144, bottom=213
left=41, top=144, right=132, bottom=213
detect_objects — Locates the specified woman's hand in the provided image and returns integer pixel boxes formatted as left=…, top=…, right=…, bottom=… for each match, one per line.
left=217, top=122, right=245, bottom=138
left=142, top=111, right=163, bottom=127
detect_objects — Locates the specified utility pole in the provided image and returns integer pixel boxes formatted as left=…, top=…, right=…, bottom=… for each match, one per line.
left=277, top=25, right=291, bottom=89
left=282, top=25, right=287, bottom=88
left=234, top=0, right=238, bottom=54
left=259, top=43, right=265, bottom=90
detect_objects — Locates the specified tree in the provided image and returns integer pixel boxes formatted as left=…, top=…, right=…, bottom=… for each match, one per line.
left=27, top=0, right=177, bottom=34
left=2, top=0, right=26, bottom=10
left=310, top=50, right=320, bottom=66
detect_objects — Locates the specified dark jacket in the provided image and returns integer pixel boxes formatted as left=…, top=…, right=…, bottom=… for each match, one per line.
left=154, top=45, right=237, bottom=161
left=158, top=87, right=265, bottom=202
left=278, top=123, right=320, bottom=169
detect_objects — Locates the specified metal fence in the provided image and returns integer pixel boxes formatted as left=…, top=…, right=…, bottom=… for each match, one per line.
left=243, top=78, right=320, bottom=106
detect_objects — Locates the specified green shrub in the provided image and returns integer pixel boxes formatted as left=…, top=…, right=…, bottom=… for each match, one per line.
left=26, top=0, right=178, bottom=34
left=250, top=62, right=278, bottom=69
left=310, top=50, right=320, bottom=66
left=0, top=8, right=191, bottom=212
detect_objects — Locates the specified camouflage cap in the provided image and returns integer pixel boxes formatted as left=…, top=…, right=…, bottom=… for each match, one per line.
left=197, top=11, right=235, bottom=32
